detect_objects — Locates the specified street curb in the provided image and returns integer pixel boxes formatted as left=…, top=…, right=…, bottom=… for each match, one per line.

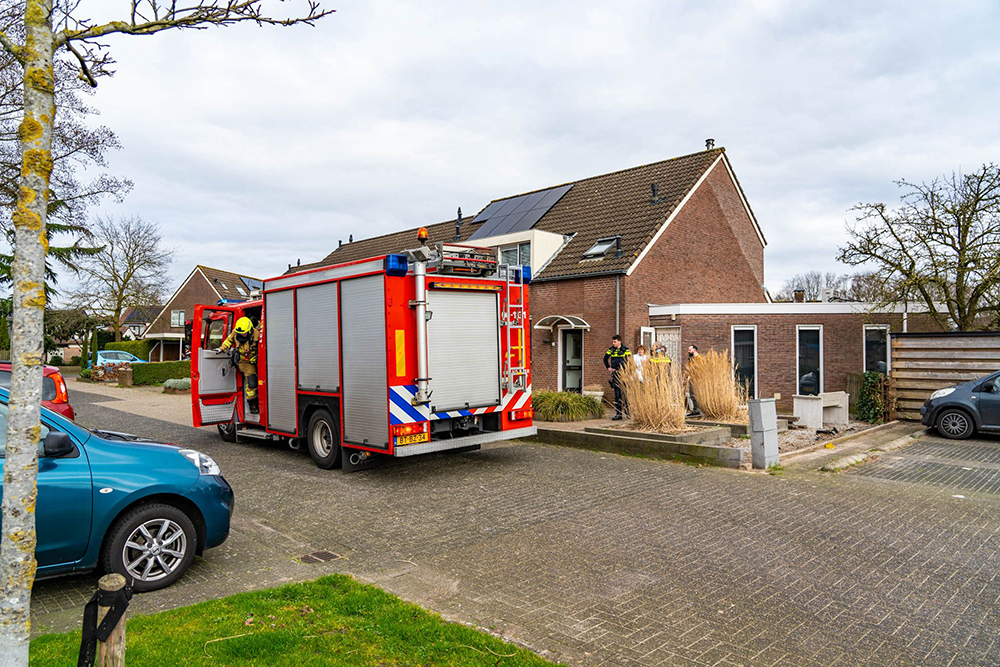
left=780, top=421, right=900, bottom=462
left=819, top=429, right=931, bottom=472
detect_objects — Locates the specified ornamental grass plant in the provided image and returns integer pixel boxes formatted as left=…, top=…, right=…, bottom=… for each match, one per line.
left=686, top=349, right=749, bottom=423
left=617, top=357, right=686, bottom=432
left=532, top=390, right=604, bottom=422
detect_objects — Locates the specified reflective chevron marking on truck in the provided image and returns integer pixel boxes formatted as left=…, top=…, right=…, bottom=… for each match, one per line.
left=388, top=384, right=532, bottom=424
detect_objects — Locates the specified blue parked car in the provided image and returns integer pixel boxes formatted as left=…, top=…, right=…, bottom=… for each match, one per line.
left=920, top=370, right=1000, bottom=440
left=88, top=350, right=149, bottom=368
left=0, top=389, right=233, bottom=591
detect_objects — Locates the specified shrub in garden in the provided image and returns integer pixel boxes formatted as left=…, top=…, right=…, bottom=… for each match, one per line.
left=132, top=360, right=191, bottom=386
left=686, top=349, right=748, bottom=422
left=69, top=355, right=81, bottom=366
left=532, top=390, right=604, bottom=422
left=618, top=358, right=686, bottom=432
left=163, top=378, right=192, bottom=392
left=856, top=371, right=888, bottom=423
left=79, top=368, right=91, bottom=379
left=48, top=355, right=64, bottom=366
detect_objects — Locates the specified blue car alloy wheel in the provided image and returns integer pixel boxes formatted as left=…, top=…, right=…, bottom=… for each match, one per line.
left=101, top=503, right=198, bottom=592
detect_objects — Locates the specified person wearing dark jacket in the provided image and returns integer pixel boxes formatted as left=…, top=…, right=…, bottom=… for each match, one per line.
left=604, top=335, right=632, bottom=420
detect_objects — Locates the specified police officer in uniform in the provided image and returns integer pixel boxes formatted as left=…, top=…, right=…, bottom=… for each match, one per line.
left=218, top=316, right=260, bottom=414
left=603, top=334, right=632, bottom=420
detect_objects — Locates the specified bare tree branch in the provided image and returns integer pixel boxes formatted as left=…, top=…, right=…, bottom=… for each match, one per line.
left=838, top=164, right=1000, bottom=331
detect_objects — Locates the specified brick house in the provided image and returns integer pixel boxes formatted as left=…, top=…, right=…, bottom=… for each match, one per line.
left=294, top=146, right=772, bottom=392
left=647, top=302, right=941, bottom=411
left=143, top=266, right=262, bottom=361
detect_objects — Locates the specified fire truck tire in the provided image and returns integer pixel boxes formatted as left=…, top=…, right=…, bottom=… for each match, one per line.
left=217, top=412, right=238, bottom=443
left=307, top=409, right=341, bottom=469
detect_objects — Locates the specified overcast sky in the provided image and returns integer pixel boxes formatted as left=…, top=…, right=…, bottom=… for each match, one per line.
left=53, top=0, right=1000, bottom=301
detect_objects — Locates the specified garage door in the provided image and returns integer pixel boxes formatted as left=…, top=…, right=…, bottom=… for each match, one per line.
left=426, top=289, right=501, bottom=414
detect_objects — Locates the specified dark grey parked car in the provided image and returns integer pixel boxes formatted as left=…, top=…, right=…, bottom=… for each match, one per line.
left=921, top=371, right=1000, bottom=439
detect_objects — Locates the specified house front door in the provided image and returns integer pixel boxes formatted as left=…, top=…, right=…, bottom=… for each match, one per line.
left=655, top=327, right=681, bottom=363
left=562, top=329, right=583, bottom=393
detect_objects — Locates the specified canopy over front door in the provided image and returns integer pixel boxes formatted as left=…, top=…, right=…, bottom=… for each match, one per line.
left=533, top=315, right=591, bottom=331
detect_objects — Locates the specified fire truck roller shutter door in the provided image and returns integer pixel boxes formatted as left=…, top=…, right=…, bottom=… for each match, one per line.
left=426, top=289, right=501, bottom=413
left=340, top=275, right=390, bottom=447
left=265, top=290, right=296, bottom=433
left=296, top=282, right=340, bottom=392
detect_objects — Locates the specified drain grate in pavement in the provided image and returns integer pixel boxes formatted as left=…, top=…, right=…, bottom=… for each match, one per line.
left=850, top=458, right=1000, bottom=495
left=297, top=550, right=342, bottom=564
left=903, top=441, right=1000, bottom=465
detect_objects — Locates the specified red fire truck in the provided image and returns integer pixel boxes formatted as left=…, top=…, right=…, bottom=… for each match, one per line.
left=191, top=234, right=534, bottom=470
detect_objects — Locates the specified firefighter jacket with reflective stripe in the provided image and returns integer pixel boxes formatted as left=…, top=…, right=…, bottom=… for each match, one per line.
left=604, top=345, right=632, bottom=372
left=221, top=326, right=259, bottom=365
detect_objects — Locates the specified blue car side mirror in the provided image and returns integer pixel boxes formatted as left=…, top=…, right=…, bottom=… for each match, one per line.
left=43, top=432, right=74, bottom=458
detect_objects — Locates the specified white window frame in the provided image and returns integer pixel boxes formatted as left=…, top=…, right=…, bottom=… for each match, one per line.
left=863, top=324, right=891, bottom=374
left=796, top=324, right=824, bottom=395
left=170, top=310, right=185, bottom=327
left=498, top=242, right=530, bottom=266
left=639, top=326, right=655, bottom=355
left=731, top=325, right=758, bottom=399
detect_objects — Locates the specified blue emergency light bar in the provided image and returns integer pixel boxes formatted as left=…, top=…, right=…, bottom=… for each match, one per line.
left=217, top=298, right=244, bottom=305
left=513, top=266, right=531, bottom=285
left=384, top=254, right=409, bottom=277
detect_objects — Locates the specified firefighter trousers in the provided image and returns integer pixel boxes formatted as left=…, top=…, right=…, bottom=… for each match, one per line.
left=238, top=360, right=258, bottom=400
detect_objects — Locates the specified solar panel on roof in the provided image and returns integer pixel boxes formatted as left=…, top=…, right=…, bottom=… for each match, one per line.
left=242, top=277, right=264, bottom=291
left=468, top=183, right=573, bottom=241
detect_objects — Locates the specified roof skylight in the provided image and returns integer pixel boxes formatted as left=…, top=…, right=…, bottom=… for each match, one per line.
left=582, top=236, right=620, bottom=259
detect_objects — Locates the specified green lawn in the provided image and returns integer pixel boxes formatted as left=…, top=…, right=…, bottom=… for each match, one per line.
left=31, top=575, right=558, bottom=666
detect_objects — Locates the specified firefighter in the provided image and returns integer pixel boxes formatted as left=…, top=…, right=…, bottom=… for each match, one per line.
left=603, top=334, right=632, bottom=420
left=218, top=316, right=260, bottom=414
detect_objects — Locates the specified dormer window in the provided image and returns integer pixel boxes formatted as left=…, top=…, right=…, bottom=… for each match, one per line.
left=499, top=242, right=531, bottom=266
left=583, top=236, right=620, bottom=259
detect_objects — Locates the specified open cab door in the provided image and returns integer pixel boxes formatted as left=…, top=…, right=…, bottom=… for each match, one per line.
left=191, top=304, right=240, bottom=427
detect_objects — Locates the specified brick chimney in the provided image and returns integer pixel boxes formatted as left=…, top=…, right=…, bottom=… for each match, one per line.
left=793, top=289, right=805, bottom=303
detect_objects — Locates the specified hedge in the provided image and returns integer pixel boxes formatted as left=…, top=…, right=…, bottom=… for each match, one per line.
left=107, top=340, right=153, bottom=360
left=132, top=360, right=191, bottom=386
left=532, top=390, right=603, bottom=422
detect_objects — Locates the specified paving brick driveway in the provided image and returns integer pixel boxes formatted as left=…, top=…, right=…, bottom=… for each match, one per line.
left=31, top=384, right=1000, bottom=665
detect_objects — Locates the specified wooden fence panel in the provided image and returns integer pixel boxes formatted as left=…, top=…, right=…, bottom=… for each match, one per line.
left=890, top=333, right=1000, bottom=420
left=845, top=372, right=863, bottom=411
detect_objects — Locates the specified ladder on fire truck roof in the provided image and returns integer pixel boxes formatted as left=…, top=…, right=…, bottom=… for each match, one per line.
left=435, top=243, right=497, bottom=276
left=502, top=264, right=529, bottom=393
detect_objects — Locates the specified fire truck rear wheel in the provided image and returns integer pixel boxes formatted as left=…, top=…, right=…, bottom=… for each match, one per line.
left=307, top=409, right=341, bottom=469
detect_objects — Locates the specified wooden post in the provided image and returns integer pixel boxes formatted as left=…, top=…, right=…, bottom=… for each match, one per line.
left=96, top=573, right=127, bottom=666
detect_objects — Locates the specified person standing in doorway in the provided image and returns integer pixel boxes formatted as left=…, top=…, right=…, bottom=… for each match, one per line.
left=604, top=334, right=632, bottom=420
left=686, top=344, right=701, bottom=416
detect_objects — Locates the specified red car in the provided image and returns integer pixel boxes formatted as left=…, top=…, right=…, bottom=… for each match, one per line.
left=0, top=363, right=75, bottom=420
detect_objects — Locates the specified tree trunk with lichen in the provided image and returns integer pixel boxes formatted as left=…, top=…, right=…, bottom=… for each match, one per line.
left=0, top=0, right=53, bottom=663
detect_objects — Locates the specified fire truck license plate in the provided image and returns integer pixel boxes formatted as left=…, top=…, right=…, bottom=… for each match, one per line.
left=397, top=432, right=429, bottom=445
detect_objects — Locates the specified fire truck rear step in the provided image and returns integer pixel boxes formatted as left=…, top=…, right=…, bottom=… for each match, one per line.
left=236, top=427, right=282, bottom=441
left=393, top=426, right=537, bottom=457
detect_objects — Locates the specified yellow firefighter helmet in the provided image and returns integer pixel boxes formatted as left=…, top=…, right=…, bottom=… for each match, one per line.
left=234, top=317, right=253, bottom=336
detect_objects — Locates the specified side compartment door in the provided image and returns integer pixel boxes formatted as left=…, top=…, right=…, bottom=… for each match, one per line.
left=191, top=305, right=240, bottom=427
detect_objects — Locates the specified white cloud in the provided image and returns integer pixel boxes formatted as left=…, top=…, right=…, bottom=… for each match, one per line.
left=43, top=0, right=1000, bottom=299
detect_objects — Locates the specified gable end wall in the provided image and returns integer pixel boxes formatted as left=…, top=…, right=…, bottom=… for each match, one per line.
left=622, top=164, right=767, bottom=347
left=145, top=272, right=218, bottom=337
